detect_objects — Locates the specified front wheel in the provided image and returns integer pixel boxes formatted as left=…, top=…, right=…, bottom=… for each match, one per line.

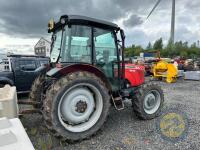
left=43, top=71, right=110, bottom=142
left=132, top=82, right=164, bottom=120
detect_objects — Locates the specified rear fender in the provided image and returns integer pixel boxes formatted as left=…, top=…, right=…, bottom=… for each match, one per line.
left=46, top=64, right=112, bottom=91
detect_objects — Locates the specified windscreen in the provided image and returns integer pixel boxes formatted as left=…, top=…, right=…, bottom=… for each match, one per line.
left=61, top=25, right=92, bottom=63
left=50, top=25, right=92, bottom=63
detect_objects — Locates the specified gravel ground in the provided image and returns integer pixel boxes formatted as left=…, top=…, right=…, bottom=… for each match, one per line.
left=19, top=79, right=200, bottom=150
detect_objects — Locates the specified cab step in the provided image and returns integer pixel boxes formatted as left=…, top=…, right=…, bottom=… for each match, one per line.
left=111, top=95, right=124, bottom=110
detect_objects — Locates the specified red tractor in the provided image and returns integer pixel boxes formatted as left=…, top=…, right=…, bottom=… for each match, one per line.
left=29, top=15, right=164, bottom=142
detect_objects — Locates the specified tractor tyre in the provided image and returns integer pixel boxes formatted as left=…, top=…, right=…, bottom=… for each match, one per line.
left=29, top=75, right=45, bottom=108
left=132, top=81, right=164, bottom=120
left=43, top=71, right=110, bottom=142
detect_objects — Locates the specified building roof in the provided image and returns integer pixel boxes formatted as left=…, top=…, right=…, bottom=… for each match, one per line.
left=34, top=37, right=51, bottom=49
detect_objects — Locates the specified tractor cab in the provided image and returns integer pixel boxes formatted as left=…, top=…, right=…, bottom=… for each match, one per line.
left=48, top=15, right=125, bottom=91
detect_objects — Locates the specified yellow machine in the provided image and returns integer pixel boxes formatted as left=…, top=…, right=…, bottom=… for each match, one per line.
left=153, top=61, right=178, bottom=83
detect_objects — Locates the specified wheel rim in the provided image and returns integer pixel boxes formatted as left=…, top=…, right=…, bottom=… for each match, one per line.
left=143, top=90, right=161, bottom=115
left=58, top=83, right=103, bottom=133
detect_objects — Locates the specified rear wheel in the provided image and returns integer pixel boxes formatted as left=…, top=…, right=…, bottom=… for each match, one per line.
left=132, top=82, right=164, bottom=120
left=29, top=75, right=45, bottom=108
left=43, top=71, right=110, bottom=141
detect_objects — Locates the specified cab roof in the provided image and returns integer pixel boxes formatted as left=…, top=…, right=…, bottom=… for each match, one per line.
left=49, top=15, right=120, bottom=32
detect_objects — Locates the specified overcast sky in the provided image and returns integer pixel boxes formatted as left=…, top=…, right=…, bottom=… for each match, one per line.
left=0, top=0, right=199, bottom=54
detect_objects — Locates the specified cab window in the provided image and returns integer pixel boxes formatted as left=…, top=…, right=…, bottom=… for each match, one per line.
left=93, top=28, right=119, bottom=90
left=61, top=25, right=92, bottom=63
left=94, top=28, right=117, bottom=63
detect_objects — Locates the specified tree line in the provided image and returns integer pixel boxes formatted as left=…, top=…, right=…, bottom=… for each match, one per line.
left=125, top=38, right=200, bottom=59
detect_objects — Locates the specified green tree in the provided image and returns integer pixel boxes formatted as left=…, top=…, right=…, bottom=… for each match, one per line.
left=165, top=40, right=175, bottom=57
left=134, top=46, right=143, bottom=56
left=125, top=40, right=200, bottom=58
left=180, top=51, right=188, bottom=58
left=153, top=38, right=163, bottom=50
left=166, top=40, right=174, bottom=51
left=146, top=42, right=153, bottom=50
left=191, top=42, right=197, bottom=48
left=125, top=45, right=143, bottom=57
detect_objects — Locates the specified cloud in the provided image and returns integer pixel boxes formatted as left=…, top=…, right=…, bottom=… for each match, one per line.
left=123, top=14, right=144, bottom=28
left=0, top=48, right=7, bottom=54
left=0, top=33, right=38, bottom=54
left=125, top=29, right=149, bottom=47
left=0, top=0, right=199, bottom=50
left=0, top=0, right=124, bottom=37
left=0, top=0, right=163, bottom=38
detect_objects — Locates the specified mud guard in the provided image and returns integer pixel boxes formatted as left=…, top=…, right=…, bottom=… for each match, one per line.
left=46, top=64, right=112, bottom=91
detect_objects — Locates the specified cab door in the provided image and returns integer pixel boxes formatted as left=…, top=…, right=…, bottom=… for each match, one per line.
left=93, top=28, right=120, bottom=91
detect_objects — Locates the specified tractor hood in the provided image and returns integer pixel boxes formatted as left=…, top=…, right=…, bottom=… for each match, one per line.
left=124, top=63, right=145, bottom=87
left=125, top=63, right=145, bottom=71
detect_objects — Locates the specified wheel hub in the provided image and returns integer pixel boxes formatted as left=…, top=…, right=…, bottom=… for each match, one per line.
left=76, top=100, right=87, bottom=113
left=58, top=83, right=103, bottom=133
left=146, top=95, right=156, bottom=109
left=143, top=90, right=161, bottom=115
left=60, top=88, right=95, bottom=124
